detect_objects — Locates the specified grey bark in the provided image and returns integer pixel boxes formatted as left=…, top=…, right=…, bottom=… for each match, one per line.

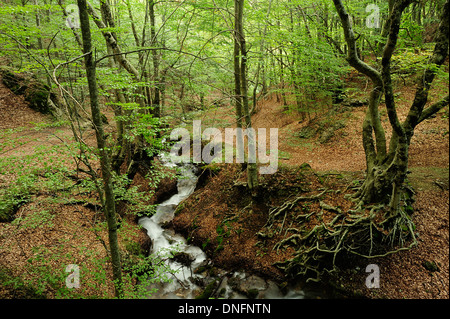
left=234, top=0, right=258, bottom=190
left=77, top=0, right=123, bottom=298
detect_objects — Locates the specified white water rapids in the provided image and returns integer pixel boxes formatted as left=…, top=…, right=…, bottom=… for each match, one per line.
left=138, top=163, right=208, bottom=298
left=137, top=155, right=311, bottom=299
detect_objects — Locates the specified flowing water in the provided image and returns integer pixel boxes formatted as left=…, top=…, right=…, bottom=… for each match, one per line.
left=138, top=155, right=309, bottom=299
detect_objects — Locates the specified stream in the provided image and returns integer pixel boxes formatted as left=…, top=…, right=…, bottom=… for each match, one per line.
left=137, top=154, right=310, bottom=299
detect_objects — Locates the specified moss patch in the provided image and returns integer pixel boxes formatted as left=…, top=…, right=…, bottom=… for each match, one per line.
left=0, top=67, right=53, bottom=115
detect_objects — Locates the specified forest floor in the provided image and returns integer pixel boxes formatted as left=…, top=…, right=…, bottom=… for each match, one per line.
left=173, top=70, right=449, bottom=299
left=0, top=66, right=448, bottom=299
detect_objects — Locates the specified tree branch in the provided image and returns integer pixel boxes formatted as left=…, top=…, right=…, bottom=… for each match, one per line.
left=332, top=0, right=382, bottom=85
left=332, top=0, right=386, bottom=163
left=86, top=1, right=140, bottom=79
left=404, top=0, right=449, bottom=134
left=381, top=0, right=412, bottom=138
left=418, top=95, right=450, bottom=124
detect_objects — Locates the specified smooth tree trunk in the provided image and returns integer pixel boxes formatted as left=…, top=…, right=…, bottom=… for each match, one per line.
left=234, top=0, right=258, bottom=191
left=77, top=0, right=123, bottom=298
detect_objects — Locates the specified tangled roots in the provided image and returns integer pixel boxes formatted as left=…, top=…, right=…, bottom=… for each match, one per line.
left=258, top=188, right=417, bottom=282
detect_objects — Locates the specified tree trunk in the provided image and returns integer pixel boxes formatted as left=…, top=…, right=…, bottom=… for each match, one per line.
left=333, top=0, right=449, bottom=216
left=86, top=0, right=145, bottom=111
left=77, top=0, right=123, bottom=298
left=234, top=0, right=258, bottom=191
left=149, top=0, right=161, bottom=118
left=233, top=0, right=244, bottom=164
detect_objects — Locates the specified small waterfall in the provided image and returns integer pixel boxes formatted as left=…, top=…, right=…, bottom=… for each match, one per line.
left=138, top=155, right=307, bottom=299
left=138, top=161, right=206, bottom=298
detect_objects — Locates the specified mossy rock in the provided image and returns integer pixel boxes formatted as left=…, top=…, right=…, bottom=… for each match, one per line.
left=1, top=69, right=27, bottom=94
left=0, top=67, right=53, bottom=115
left=319, top=121, right=346, bottom=144
left=195, top=279, right=218, bottom=299
left=125, top=241, right=145, bottom=257
left=24, top=83, right=52, bottom=114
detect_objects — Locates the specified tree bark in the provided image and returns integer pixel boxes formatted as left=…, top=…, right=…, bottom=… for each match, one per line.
left=77, top=0, right=123, bottom=298
left=233, top=0, right=244, bottom=165
left=234, top=0, right=258, bottom=191
left=149, top=0, right=161, bottom=117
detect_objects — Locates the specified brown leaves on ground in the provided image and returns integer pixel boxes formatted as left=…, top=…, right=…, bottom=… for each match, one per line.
left=174, top=73, right=449, bottom=299
left=172, top=162, right=449, bottom=299
left=172, top=165, right=358, bottom=283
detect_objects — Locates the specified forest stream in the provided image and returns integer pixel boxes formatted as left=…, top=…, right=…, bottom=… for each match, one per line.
left=137, top=154, right=312, bottom=299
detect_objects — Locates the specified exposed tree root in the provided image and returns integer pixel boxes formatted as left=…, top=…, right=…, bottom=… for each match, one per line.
left=263, top=189, right=327, bottom=230
left=260, top=187, right=418, bottom=283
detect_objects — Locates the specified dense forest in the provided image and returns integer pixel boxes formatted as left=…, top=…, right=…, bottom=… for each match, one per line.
left=0, top=0, right=448, bottom=301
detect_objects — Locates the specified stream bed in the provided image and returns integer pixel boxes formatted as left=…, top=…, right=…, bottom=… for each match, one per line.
left=137, top=156, right=310, bottom=299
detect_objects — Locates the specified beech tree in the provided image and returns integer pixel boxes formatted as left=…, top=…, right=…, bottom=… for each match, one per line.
left=77, top=0, right=123, bottom=298
left=233, top=0, right=258, bottom=190
left=332, top=0, right=449, bottom=216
